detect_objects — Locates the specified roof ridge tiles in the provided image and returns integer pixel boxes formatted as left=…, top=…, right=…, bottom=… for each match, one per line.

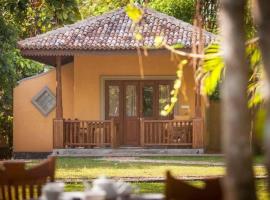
left=18, top=6, right=217, bottom=54
left=18, top=7, right=125, bottom=44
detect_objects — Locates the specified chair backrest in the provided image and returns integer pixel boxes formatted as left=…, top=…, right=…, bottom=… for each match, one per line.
left=165, top=171, right=223, bottom=200
left=0, top=156, right=56, bottom=200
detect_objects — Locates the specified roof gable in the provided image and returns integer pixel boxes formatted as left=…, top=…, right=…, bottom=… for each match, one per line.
left=18, top=7, right=216, bottom=54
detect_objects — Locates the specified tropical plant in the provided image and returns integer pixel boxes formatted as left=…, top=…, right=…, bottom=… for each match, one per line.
left=198, top=39, right=266, bottom=108
left=0, top=0, right=81, bottom=158
left=197, top=43, right=223, bottom=99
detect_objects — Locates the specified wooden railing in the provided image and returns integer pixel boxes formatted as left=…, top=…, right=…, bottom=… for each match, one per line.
left=140, top=119, right=194, bottom=147
left=53, top=118, right=203, bottom=149
left=63, top=119, right=116, bottom=148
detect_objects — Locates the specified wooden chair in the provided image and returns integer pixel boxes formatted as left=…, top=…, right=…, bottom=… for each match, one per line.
left=165, top=171, right=223, bottom=200
left=0, top=156, right=56, bottom=200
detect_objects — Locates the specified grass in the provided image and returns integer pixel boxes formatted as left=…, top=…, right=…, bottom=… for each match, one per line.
left=64, top=182, right=165, bottom=193
left=140, top=155, right=265, bottom=164
left=54, top=157, right=266, bottom=180
left=27, top=156, right=268, bottom=199
left=140, top=156, right=225, bottom=162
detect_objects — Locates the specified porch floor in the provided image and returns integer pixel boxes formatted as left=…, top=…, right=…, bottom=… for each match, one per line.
left=52, top=147, right=204, bottom=157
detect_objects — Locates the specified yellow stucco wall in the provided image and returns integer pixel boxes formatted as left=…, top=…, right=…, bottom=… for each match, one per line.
left=13, top=63, right=74, bottom=152
left=74, top=52, right=196, bottom=120
left=13, top=51, right=198, bottom=152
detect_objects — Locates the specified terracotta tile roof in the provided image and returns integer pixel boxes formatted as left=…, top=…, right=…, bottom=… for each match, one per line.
left=18, top=7, right=216, bottom=53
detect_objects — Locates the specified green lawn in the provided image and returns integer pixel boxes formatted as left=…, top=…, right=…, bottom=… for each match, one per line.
left=54, top=157, right=266, bottom=180
left=140, top=155, right=265, bottom=164
left=28, top=156, right=268, bottom=199
left=140, top=156, right=225, bottom=162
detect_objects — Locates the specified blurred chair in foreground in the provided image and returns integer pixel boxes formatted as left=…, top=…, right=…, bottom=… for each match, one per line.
left=165, top=171, right=222, bottom=200
left=0, top=156, right=56, bottom=200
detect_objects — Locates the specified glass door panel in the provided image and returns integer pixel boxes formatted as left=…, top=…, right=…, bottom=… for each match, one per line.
left=108, top=86, right=120, bottom=117
left=123, top=82, right=140, bottom=145
left=125, top=85, right=137, bottom=117
left=105, top=80, right=123, bottom=145
left=142, top=86, right=154, bottom=117
left=158, top=84, right=170, bottom=116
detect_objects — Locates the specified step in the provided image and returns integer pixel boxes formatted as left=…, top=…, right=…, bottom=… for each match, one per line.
left=52, top=148, right=204, bottom=157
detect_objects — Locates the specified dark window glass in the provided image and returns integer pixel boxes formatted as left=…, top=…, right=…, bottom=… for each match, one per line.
left=159, top=84, right=170, bottom=115
left=143, top=86, right=154, bottom=117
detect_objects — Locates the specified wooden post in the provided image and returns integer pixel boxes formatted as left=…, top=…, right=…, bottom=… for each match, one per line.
left=111, top=119, right=117, bottom=148
left=193, top=83, right=203, bottom=148
left=195, top=92, right=202, bottom=117
left=56, top=56, right=63, bottom=119
left=53, top=119, right=64, bottom=148
left=53, top=56, right=64, bottom=148
left=140, top=118, right=144, bottom=147
left=168, top=121, right=173, bottom=144
left=192, top=118, right=203, bottom=148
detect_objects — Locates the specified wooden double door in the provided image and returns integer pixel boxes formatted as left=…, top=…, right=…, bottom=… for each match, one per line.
left=105, top=80, right=173, bottom=146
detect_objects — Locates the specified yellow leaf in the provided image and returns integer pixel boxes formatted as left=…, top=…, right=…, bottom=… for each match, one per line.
left=174, top=80, right=181, bottom=89
left=125, top=4, right=143, bottom=23
left=160, top=110, right=168, bottom=116
left=171, top=97, right=177, bottom=103
left=181, top=59, right=188, bottom=65
left=164, top=104, right=170, bottom=110
left=154, top=36, right=164, bottom=47
left=176, top=70, right=182, bottom=78
left=135, top=33, right=143, bottom=41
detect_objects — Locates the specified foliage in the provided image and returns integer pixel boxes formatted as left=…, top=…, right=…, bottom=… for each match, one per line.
left=78, top=0, right=129, bottom=18
left=149, top=0, right=195, bottom=24
left=78, top=0, right=196, bottom=22
left=78, top=0, right=196, bottom=24
left=0, top=15, right=18, bottom=155
left=0, top=0, right=81, bottom=158
left=201, top=0, right=219, bottom=33
left=244, top=0, right=256, bottom=39
left=0, top=13, right=45, bottom=157
left=161, top=60, right=187, bottom=116
left=197, top=40, right=266, bottom=107
left=1, top=0, right=81, bottom=38
left=197, top=43, right=224, bottom=100
left=246, top=42, right=264, bottom=107
left=125, top=3, right=143, bottom=23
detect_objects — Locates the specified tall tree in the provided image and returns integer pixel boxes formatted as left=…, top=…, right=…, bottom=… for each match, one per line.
left=219, top=0, right=256, bottom=199
left=149, top=0, right=195, bottom=24
left=0, top=0, right=81, bottom=157
left=1, top=0, right=81, bottom=38
left=78, top=0, right=128, bottom=19
left=253, top=0, right=270, bottom=192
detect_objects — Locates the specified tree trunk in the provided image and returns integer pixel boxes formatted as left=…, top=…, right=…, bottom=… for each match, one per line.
left=253, top=0, right=270, bottom=192
left=219, top=0, right=256, bottom=199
